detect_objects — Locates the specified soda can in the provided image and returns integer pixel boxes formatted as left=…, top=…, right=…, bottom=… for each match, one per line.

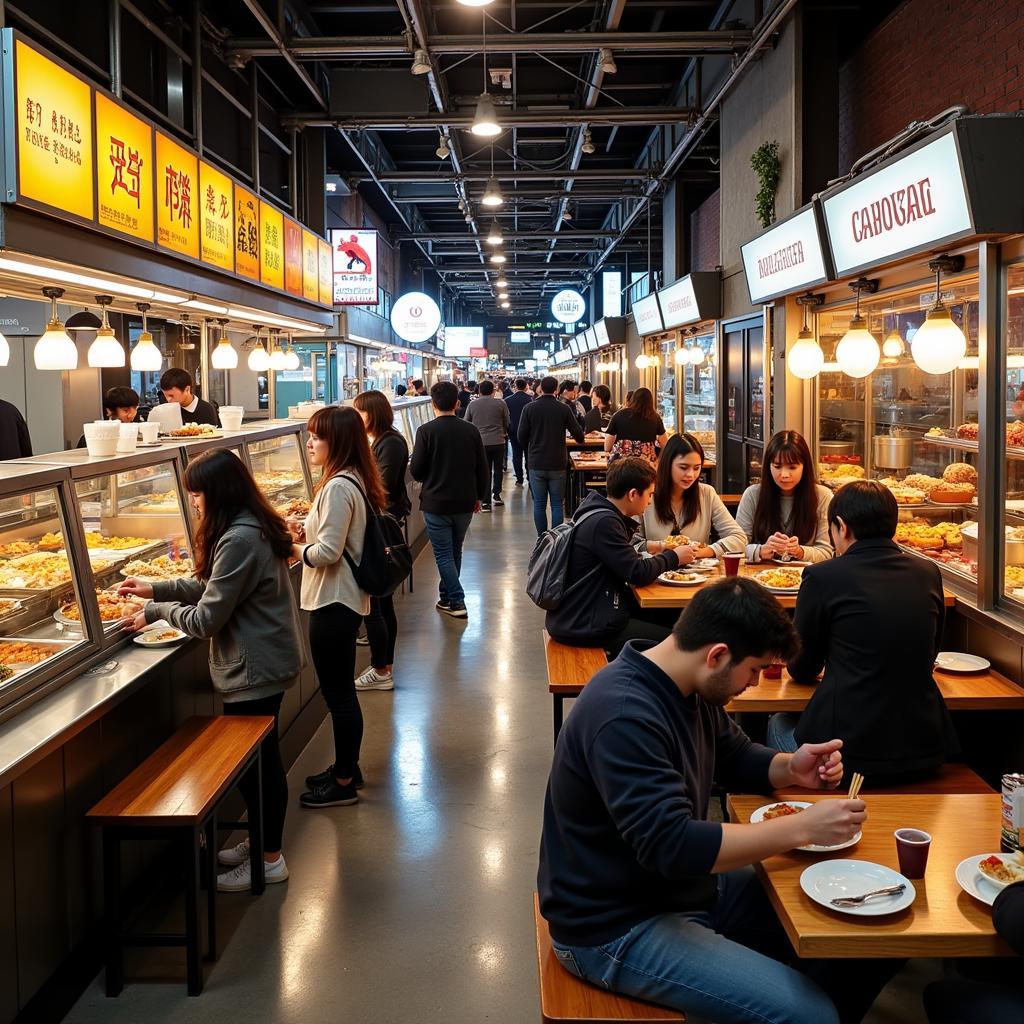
left=1001, top=774, right=1024, bottom=853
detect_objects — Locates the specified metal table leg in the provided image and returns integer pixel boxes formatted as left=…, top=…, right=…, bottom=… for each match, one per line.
left=183, top=828, right=203, bottom=996
left=103, top=830, right=123, bottom=997
left=249, top=748, right=266, bottom=896
left=204, top=815, right=217, bottom=962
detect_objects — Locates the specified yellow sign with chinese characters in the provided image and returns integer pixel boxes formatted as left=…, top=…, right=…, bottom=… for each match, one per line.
left=319, top=238, right=333, bottom=306
left=156, top=132, right=199, bottom=258
left=260, top=200, right=284, bottom=290
left=234, top=184, right=260, bottom=281
left=94, top=92, right=153, bottom=242
left=199, top=161, right=234, bottom=272
left=15, top=39, right=94, bottom=221
left=302, top=230, right=319, bottom=302
left=284, top=218, right=303, bottom=297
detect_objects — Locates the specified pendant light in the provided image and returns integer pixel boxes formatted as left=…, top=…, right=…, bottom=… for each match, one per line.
left=835, top=278, right=880, bottom=379
left=267, top=329, right=288, bottom=371
left=87, top=295, right=126, bottom=368
left=248, top=325, right=271, bottom=371
left=495, top=276, right=508, bottom=289
left=787, top=293, right=825, bottom=380
left=882, top=316, right=906, bottom=359
left=210, top=318, right=238, bottom=370
left=283, top=337, right=301, bottom=371
left=911, top=255, right=968, bottom=375
left=34, top=287, right=78, bottom=370
left=470, top=14, right=501, bottom=136
left=410, top=49, right=431, bottom=76
left=498, top=291, right=509, bottom=300
left=0, top=330, right=8, bottom=367
left=687, top=344, right=706, bottom=366
left=674, top=346, right=690, bottom=366
left=456, top=0, right=494, bottom=6
left=486, top=220, right=503, bottom=245
left=130, top=302, right=163, bottom=371
left=490, top=251, right=506, bottom=264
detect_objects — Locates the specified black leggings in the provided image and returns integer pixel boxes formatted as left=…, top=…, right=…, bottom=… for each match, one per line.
left=309, top=602, right=363, bottom=779
left=364, top=593, right=398, bottom=669
left=223, top=691, right=288, bottom=853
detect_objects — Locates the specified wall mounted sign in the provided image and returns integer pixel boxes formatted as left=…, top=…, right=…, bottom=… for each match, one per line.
left=284, top=218, right=303, bottom=297
left=155, top=131, right=199, bottom=259
left=631, top=293, right=663, bottom=335
left=740, top=205, right=831, bottom=304
left=551, top=289, right=586, bottom=325
left=95, top=92, right=153, bottom=242
left=199, top=160, right=233, bottom=271
left=391, top=292, right=441, bottom=344
left=318, top=238, right=333, bottom=305
left=302, top=229, right=319, bottom=302
left=602, top=271, right=622, bottom=318
left=259, top=200, right=285, bottom=291
left=331, top=229, right=379, bottom=305
left=594, top=319, right=609, bottom=347
left=657, top=272, right=721, bottom=328
left=444, top=325, right=483, bottom=358
left=234, top=184, right=260, bottom=282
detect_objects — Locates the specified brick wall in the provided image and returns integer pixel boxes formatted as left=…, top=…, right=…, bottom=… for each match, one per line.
left=838, top=0, right=1024, bottom=174
left=690, top=189, right=721, bottom=272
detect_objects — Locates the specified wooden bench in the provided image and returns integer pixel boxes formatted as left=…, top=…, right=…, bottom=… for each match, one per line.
left=771, top=762, right=993, bottom=800
left=87, top=715, right=274, bottom=996
left=534, top=894, right=684, bottom=1023
left=543, top=630, right=608, bottom=744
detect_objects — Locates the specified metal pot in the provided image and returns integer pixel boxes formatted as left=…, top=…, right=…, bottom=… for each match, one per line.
left=961, top=522, right=1024, bottom=566
left=872, top=434, right=915, bottom=469
left=819, top=440, right=857, bottom=458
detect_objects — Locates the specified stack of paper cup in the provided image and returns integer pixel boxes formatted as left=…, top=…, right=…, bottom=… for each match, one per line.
left=83, top=421, right=120, bottom=457
left=116, top=422, right=139, bottom=452
left=138, top=421, right=160, bottom=444
left=219, top=405, right=244, bottom=431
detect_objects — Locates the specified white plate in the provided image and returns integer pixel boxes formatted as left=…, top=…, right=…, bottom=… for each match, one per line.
left=749, top=802, right=862, bottom=853
left=752, top=569, right=804, bottom=594
left=658, top=572, right=705, bottom=587
left=690, top=558, right=719, bottom=571
left=771, top=559, right=812, bottom=567
left=168, top=430, right=223, bottom=439
left=133, top=625, right=188, bottom=648
left=800, top=860, right=916, bottom=917
left=935, top=652, right=991, bottom=673
left=954, top=854, right=1021, bottom=906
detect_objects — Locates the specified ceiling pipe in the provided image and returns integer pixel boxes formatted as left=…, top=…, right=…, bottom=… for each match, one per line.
left=354, top=168, right=656, bottom=182
left=238, top=0, right=326, bottom=108
left=285, top=107, right=698, bottom=130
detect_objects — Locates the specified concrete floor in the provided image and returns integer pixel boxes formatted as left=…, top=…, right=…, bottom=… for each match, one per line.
left=64, top=480, right=937, bottom=1023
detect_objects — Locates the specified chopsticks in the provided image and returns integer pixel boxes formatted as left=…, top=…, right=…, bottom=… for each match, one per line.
left=848, top=772, right=865, bottom=801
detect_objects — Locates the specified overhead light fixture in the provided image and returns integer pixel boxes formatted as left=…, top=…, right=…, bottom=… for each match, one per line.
left=0, top=256, right=188, bottom=305
left=490, top=252, right=507, bottom=264
left=248, top=326, right=271, bottom=371
left=835, top=277, right=880, bottom=379
left=130, top=302, right=162, bottom=372
left=65, top=307, right=102, bottom=332
left=471, top=92, right=501, bottom=137
left=498, top=291, right=509, bottom=300
left=436, top=133, right=451, bottom=160
left=674, top=347, right=690, bottom=366
left=268, top=329, right=288, bottom=371
left=495, top=277, right=508, bottom=288
left=457, top=0, right=494, bottom=6
left=283, top=338, right=301, bottom=371
left=581, top=129, right=595, bottom=155
left=210, top=318, right=238, bottom=370
left=687, top=344, right=705, bottom=366
left=911, top=255, right=968, bottom=374
left=481, top=175, right=504, bottom=206
left=33, top=287, right=77, bottom=371
left=486, top=220, right=503, bottom=245
left=561, top=206, right=573, bottom=222
left=882, top=326, right=905, bottom=359
left=500, top=301, right=510, bottom=309
left=788, top=293, right=825, bottom=380
left=87, top=295, right=125, bottom=368
left=411, top=48, right=431, bottom=75
left=599, top=48, right=617, bottom=74
left=184, top=298, right=229, bottom=314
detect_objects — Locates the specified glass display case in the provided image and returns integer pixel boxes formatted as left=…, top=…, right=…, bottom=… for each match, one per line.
left=244, top=430, right=313, bottom=518
left=1001, top=261, right=1024, bottom=608
left=680, top=331, right=718, bottom=462
left=658, top=340, right=677, bottom=433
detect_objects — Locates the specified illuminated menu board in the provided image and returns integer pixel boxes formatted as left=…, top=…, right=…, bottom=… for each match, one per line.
left=95, top=92, right=153, bottom=242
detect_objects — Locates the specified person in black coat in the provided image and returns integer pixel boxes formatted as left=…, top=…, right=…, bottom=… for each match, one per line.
left=353, top=391, right=412, bottom=690
left=773, top=480, right=957, bottom=782
left=0, top=399, right=32, bottom=460
left=160, top=368, right=219, bottom=426
left=504, top=377, right=533, bottom=486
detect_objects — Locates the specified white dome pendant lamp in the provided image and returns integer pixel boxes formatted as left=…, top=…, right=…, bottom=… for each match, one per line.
left=34, top=287, right=78, bottom=370
left=130, top=302, right=163, bottom=372
left=911, top=255, right=968, bottom=375
left=87, top=295, right=126, bottom=368
left=835, top=277, right=880, bottom=379
left=787, top=292, right=825, bottom=380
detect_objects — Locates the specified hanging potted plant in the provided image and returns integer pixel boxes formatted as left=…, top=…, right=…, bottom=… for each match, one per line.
left=751, top=141, right=781, bottom=229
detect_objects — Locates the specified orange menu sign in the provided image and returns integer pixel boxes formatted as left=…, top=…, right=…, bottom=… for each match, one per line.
left=284, top=218, right=303, bottom=296
left=156, top=132, right=199, bottom=258
left=94, top=92, right=153, bottom=242
left=302, top=230, right=319, bottom=302
left=259, top=200, right=284, bottom=290
left=199, top=161, right=234, bottom=271
left=234, top=184, right=260, bottom=281
left=318, top=239, right=333, bottom=305
left=15, top=39, right=94, bottom=221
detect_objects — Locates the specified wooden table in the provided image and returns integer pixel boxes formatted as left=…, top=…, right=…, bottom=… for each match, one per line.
left=727, top=793, right=1010, bottom=958
left=567, top=432, right=606, bottom=450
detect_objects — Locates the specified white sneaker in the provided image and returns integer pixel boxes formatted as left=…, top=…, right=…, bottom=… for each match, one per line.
left=355, top=666, right=394, bottom=691
left=217, top=853, right=289, bottom=892
left=217, top=837, right=250, bottom=867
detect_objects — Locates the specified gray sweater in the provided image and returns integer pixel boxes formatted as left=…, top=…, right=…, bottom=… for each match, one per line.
left=640, top=483, right=746, bottom=557
left=465, top=395, right=510, bottom=446
left=145, top=511, right=304, bottom=701
left=735, top=483, right=834, bottom=563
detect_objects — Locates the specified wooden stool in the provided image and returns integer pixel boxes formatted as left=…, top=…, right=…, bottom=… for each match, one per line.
left=543, top=630, right=608, bottom=744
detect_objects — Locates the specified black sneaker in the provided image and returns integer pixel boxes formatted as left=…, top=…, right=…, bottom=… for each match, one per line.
left=493, top=495, right=504, bottom=506
left=515, top=479, right=524, bottom=487
left=435, top=599, right=451, bottom=613
left=300, top=780, right=359, bottom=808
left=480, top=503, right=491, bottom=513
left=305, top=763, right=364, bottom=790
left=442, top=603, right=468, bottom=619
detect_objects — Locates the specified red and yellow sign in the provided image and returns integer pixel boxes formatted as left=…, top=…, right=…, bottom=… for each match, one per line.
left=318, top=239, right=333, bottom=306
left=234, top=184, right=260, bottom=281
left=302, top=230, right=319, bottom=302
left=284, top=218, right=303, bottom=297
left=155, top=132, right=199, bottom=258
left=94, top=92, right=153, bottom=242
left=199, top=161, right=234, bottom=271
left=15, top=39, right=94, bottom=220
left=259, top=200, right=284, bottom=290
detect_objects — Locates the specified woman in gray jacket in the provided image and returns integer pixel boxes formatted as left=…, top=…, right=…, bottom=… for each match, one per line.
left=120, top=449, right=303, bottom=892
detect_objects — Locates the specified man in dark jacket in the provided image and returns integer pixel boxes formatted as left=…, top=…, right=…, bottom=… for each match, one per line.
left=410, top=380, right=488, bottom=620
left=578, top=380, right=593, bottom=413
left=504, top=377, right=533, bottom=487
left=517, top=375, right=584, bottom=535
left=160, top=368, right=219, bottom=426
left=774, top=479, right=956, bottom=781
left=0, top=399, right=32, bottom=460
left=545, top=457, right=680, bottom=656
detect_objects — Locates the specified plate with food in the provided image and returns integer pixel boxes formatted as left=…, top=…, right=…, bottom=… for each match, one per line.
left=688, top=558, right=719, bottom=572
left=955, top=853, right=1024, bottom=906
left=935, top=652, right=991, bottom=673
left=753, top=567, right=804, bottom=593
left=749, top=801, right=862, bottom=853
left=661, top=534, right=692, bottom=550
left=55, top=590, right=144, bottom=629
left=168, top=424, right=222, bottom=438
left=658, top=570, right=706, bottom=587
left=119, top=556, right=194, bottom=582
left=133, top=625, right=188, bottom=648
left=801, top=861, right=915, bottom=917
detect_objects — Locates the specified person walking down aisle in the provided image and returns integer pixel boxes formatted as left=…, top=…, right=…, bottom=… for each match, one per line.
left=410, top=381, right=488, bottom=620
left=119, top=449, right=303, bottom=891
left=465, top=379, right=510, bottom=511
left=294, top=406, right=387, bottom=808
left=518, top=375, right=584, bottom=535
left=505, top=377, right=533, bottom=486
left=352, top=390, right=412, bottom=692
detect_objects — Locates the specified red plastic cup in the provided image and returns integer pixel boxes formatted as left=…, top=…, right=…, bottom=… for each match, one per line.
left=894, top=828, right=932, bottom=878
left=762, top=663, right=783, bottom=679
left=722, top=552, right=742, bottom=577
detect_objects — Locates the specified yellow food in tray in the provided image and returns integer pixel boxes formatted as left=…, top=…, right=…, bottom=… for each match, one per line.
left=0, top=641, right=58, bottom=666
left=276, top=497, right=312, bottom=518
left=254, top=471, right=304, bottom=492
left=0, top=554, right=74, bottom=589
left=0, top=598, right=21, bottom=617
left=754, top=568, right=803, bottom=589
left=122, top=556, right=194, bottom=580
left=37, top=531, right=64, bottom=551
left=84, top=532, right=151, bottom=551
left=131, top=490, right=180, bottom=514
left=170, top=424, right=218, bottom=437
left=0, top=540, right=39, bottom=558
left=60, top=590, right=143, bottom=623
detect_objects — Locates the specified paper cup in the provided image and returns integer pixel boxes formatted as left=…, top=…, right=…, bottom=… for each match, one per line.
left=894, top=828, right=932, bottom=879
left=116, top=422, right=139, bottom=452
left=138, top=422, right=160, bottom=444
left=83, top=422, right=120, bottom=457
left=219, top=406, right=244, bottom=431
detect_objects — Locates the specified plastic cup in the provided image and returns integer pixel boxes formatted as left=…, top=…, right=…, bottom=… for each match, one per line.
left=722, top=552, right=742, bottom=577
left=83, top=422, right=119, bottom=457
left=138, top=422, right=160, bottom=444
left=219, top=405, right=244, bottom=431
left=894, top=828, right=932, bottom=878
left=116, top=422, right=138, bottom=452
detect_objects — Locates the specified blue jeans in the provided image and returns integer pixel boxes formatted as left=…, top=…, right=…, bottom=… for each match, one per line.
left=767, top=712, right=800, bottom=753
left=529, top=469, right=567, bottom=535
left=423, top=511, right=472, bottom=607
left=552, top=868, right=839, bottom=1024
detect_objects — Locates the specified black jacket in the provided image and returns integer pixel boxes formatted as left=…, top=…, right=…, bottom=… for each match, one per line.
left=788, top=537, right=956, bottom=777
left=0, top=400, right=31, bottom=460
left=409, top=414, right=488, bottom=513
left=456, top=389, right=473, bottom=418
left=504, top=390, right=533, bottom=433
left=180, top=397, right=220, bottom=426
left=545, top=491, right=679, bottom=646
left=372, top=430, right=411, bottom=521
left=517, top=394, right=584, bottom=471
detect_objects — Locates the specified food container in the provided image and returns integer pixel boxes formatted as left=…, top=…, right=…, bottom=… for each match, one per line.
left=82, top=421, right=120, bottom=457
left=960, top=522, right=1024, bottom=566
left=1001, top=773, right=1024, bottom=852
left=138, top=421, right=160, bottom=444
left=819, top=440, right=857, bottom=458
left=218, top=405, right=244, bottom=431
left=116, top=422, right=138, bottom=452
left=872, top=434, right=915, bottom=469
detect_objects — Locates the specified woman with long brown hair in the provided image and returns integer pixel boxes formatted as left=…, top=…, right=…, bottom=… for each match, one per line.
left=119, top=448, right=303, bottom=891
left=603, top=386, right=668, bottom=463
left=292, top=405, right=386, bottom=809
left=735, top=430, right=834, bottom=563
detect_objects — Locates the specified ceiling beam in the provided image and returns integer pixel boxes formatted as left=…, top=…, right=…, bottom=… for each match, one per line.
left=238, top=0, right=326, bottom=108
left=287, top=107, right=698, bottom=129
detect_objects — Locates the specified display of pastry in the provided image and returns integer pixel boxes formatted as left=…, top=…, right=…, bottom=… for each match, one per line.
left=933, top=522, right=963, bottom=549
left=37, top=531, right=64, bottom=551
left=121, top=556, right=194, bottom=580
left=955, top=422, right=980, bottom=440
left=885, top=484, right=926, bottom=505
left=925, top=427, right=950, bottom=438
left=929, top=481, right=976, bottom=504
left=276, top=497, right=312, bottom=518
left=0, top=554, right=74, bottom=589
left=254, top=471, right=304, bottom=492
left=819, top=463, right=865, bottom=479
left=132, top=490, right=180, bottom=514
left=1008, top=421, right=1024, bottom=447
left=903, top=474, right=943, bottom=493
left=0, top=641, right=61, bottom=666
left=894, top=523, right=945, bottom=550
left=942, top=462, right=978, bottom=484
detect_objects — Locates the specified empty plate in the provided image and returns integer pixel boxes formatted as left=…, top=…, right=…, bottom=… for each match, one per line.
left=800, top=860, right=915, bottom=917
left=935, top=652, right=991, bottom=673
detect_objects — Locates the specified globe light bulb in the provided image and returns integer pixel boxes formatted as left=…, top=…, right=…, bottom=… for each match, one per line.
left=211, top=336, right=238, bottom=369
left=87, top=326, right=126, bottom=368
left=835, top=315, right=880, bottom=378
left=129, top=330, right=162, bottom=372
left=787, top=327, right=824, bottom=380
left=248, top=343, right=271, bottom=371
left=881, top=329, right=905, bottom=359
left=674, top=347, right=689, bottom=366
left=911, top=306, right=967, bottom=375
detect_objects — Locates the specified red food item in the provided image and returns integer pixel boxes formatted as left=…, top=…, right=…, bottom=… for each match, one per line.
left=982, top=855, right=1003, bottom=868
left=956, top=422, right=980, bottom=440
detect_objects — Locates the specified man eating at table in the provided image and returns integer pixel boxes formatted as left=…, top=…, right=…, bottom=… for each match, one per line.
left=538, top=578, right=887, bottom=1024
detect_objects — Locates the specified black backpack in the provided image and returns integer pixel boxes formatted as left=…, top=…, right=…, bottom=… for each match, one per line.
left=525, top=506, right=615, bottom=610
left=337, top=474, right=413, bottom=597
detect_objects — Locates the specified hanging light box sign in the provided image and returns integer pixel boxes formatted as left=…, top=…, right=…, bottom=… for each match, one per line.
left=284, top=218, right=303, bottom=297
left=259, top=200, right=285, bottom=290
left=318, top=238, right=333, bottom=305
left=391, top=292, right=441, bottom=344
left=740, top=205, right=831, bottom=305
left=331, top=229, right=379, bottom=305
left=631, top=293, right=664, bottom=336
left=657, top=272, right=721, bottom=329
left=199, top=160, right=234, bottom=271
left=95, top=92, right=154, bottom=242
left=234, top=184, right=260, bottom=281
left=155, top=131, right=199, bottom=259
left=551, top=289, right=586, bottom=325
left=302, top=229, right=319, bottom=302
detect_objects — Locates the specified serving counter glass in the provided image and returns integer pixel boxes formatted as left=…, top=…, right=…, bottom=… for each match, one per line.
left=234, top=423, right=313, bottom=517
